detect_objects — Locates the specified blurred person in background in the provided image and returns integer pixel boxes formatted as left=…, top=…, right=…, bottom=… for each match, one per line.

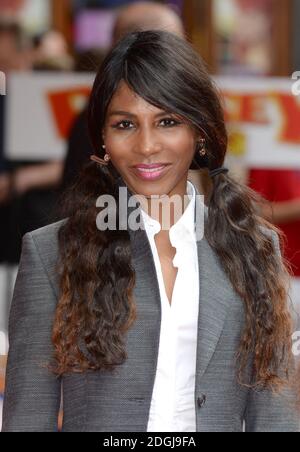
left=248, top=168, right=300, bottom=314
left=0, top=20, right=66, bottom=264
left=0, top=20, right=31, bottom=262
left=112, top=0, right=185, bottom=42
left=231, top=0, right=273, bottom=75
left=74, top=48, right=106, bottom=73
left=61, top=0, right=186, bottom=193
left=31, top=30, right=74, bottom=72
left=0, top=20, right=32, bottom=200
left=0, top=20, right=31, bottom=73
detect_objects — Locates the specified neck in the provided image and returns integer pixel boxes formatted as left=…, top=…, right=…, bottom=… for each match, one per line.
left=140, top=178, right=191, bottom=231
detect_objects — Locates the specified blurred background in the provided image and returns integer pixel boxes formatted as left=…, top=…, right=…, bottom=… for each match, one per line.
left=0, top=0, right=300, bottom=429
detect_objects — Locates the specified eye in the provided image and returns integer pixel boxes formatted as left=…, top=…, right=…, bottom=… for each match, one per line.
left=112, top=120, right=134, bottom=130
left=159, top=118, right=181, bottom=127
left=111, top=117, right=181, bottom=130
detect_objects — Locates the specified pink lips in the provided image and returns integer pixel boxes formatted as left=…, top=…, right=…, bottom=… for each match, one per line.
left=133, top=163, right=171, bottom=181
left=134, top=163, right=169, bottom=169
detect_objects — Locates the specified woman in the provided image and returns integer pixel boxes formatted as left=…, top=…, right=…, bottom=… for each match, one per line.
left=2, top=31, right=299, bottom=432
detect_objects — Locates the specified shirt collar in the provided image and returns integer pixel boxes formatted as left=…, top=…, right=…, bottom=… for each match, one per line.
left=140, top=180, right=197, bottom=242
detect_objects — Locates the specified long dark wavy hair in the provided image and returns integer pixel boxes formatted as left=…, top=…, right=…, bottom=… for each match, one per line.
left=52, top=30, right=295, bottom=392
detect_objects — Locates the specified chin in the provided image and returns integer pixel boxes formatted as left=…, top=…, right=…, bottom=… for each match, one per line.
left=133, top=182, right=171, bottom=196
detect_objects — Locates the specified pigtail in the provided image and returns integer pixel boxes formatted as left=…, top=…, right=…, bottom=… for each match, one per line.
left=206, top=172, right=293, bottom=390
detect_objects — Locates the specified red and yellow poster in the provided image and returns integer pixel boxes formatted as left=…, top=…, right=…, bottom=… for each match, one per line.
left=216, top=77, right=300, bottom=168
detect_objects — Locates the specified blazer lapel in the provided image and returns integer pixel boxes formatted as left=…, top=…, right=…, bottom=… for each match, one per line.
left=116, top=177, right=162, bottom=429
left=117, top=177, right=233, bottom=406
left=194, top=186, right=233, bottom=382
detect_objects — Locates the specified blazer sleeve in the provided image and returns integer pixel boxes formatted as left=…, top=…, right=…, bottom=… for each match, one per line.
left=244, top=385, right=299, bottom=432
left=2, top=232, right=61, bottom=432
left=245, top=231, right=300, bottom=432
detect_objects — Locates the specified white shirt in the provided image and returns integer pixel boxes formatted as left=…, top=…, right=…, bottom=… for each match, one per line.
left=140, top=180, right=200, bottom=432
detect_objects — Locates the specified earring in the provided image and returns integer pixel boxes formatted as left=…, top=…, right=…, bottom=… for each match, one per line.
left=197, top=139, right=206, bottom=157
left=90, top=153, right=111, bottom=166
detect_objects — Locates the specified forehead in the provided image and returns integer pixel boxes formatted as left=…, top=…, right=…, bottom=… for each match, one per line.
left=107, top=80, right=165, bottom=115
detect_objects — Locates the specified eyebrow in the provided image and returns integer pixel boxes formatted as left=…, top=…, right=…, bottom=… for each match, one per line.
left=107, top=110, right=173, bottom=118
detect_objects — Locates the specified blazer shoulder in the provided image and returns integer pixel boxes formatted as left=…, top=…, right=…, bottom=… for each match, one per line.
left=29, top=218, right=68, bottom=241
left=25, top=218, right=68, bottom=298
left=28, top=218, right=68, bottom=256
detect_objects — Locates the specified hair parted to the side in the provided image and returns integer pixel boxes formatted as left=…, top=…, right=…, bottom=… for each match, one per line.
left=52, top=30, right=296, bottom=393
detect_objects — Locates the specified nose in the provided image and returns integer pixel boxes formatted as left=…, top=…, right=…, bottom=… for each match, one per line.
left=135, top=126, right=162, bottom=157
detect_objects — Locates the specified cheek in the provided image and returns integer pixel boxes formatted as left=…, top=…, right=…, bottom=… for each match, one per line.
left=105, top=135, right=130, bottom=162
left=169, top=131, right=196, bottom=159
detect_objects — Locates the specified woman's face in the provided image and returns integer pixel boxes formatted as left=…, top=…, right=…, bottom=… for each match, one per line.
left=102, top=81, right=201, bottom=199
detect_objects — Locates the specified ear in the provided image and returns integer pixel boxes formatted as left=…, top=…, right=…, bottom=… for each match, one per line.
left=193, top=128, right=203, bottom=143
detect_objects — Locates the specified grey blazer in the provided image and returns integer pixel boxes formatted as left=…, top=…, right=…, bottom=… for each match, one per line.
left=2, top=181, right=299, bottom=432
